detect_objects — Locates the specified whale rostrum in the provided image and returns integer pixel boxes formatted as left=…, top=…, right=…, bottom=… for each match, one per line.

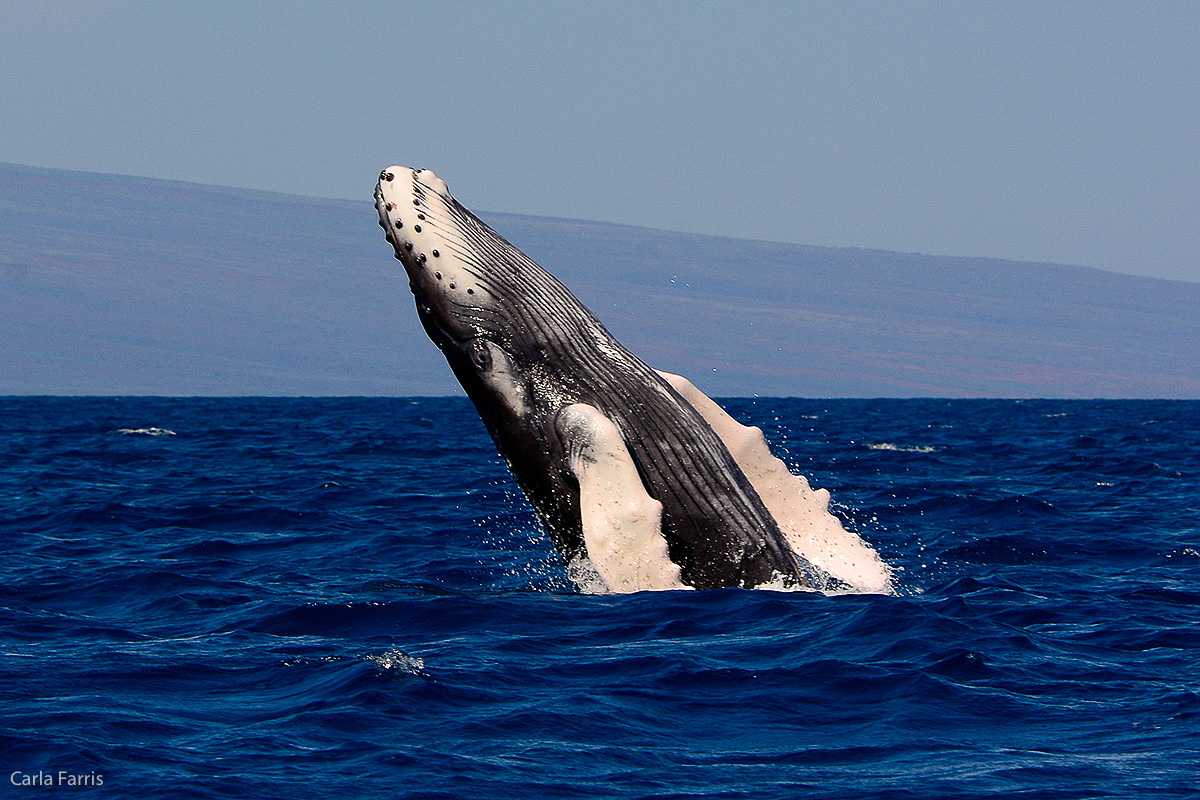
left=374, top=166, right=892, bottom=593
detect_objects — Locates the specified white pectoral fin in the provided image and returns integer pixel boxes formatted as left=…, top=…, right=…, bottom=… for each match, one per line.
left=556, top=403, right=689, bottom=593
left=656, top=371, right=894, bottom=594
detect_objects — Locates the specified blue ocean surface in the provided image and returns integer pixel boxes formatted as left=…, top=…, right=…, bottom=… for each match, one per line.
left=2, top=396, right=1198, bottom=798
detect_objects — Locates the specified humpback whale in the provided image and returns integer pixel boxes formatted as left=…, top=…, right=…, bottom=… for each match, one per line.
left=374, top=166, right=891, bottom=594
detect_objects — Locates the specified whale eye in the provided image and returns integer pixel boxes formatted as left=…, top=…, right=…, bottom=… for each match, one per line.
left=468, top=340, right=492, bottom=370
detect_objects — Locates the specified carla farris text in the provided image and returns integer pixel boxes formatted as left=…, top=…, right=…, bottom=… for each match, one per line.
left=11, top=771, right=104, bottom=787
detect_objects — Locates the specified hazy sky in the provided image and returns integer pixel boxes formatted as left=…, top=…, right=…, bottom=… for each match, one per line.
left=3, top=1, right=1198, bottom=283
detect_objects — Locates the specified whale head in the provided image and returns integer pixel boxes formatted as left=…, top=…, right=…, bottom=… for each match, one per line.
left=374, top=165, right=553, bottom=422
left=374, top=167, right=492, bottom=345
left=374, top=166, right=627, bottom=421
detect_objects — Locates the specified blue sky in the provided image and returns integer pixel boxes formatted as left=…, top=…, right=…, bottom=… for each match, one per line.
left=3, top=1, right=1198, bottom=283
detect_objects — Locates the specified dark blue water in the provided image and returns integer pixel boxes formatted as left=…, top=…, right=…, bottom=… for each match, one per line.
left=2, top=397, right=1198, bottom=798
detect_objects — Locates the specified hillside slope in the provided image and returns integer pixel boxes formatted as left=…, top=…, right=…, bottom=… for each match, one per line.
left=3, top=163, right=1198, bottom=397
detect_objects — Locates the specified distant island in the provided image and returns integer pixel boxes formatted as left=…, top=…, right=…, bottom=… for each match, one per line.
left=3, top=162, right=1198, bottom=397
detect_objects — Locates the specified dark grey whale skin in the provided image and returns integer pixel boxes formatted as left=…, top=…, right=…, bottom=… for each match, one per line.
left=373, top=167, right=807, bottom=590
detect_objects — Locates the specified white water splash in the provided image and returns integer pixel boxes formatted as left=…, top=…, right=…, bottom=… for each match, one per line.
left=565, top=552, right=614, bottom=596
left=363, top=648, right=427, bottom=676
left=867, top=442, right=936, bottom=453
left=116, top=427, right=176, bottom=436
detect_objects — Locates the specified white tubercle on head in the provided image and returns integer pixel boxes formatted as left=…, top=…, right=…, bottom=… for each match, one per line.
left=374, top=166, right=485, bottom=301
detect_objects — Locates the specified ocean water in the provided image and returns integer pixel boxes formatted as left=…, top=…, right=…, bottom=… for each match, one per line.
left=2, top=396, right=1198, bottom=798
